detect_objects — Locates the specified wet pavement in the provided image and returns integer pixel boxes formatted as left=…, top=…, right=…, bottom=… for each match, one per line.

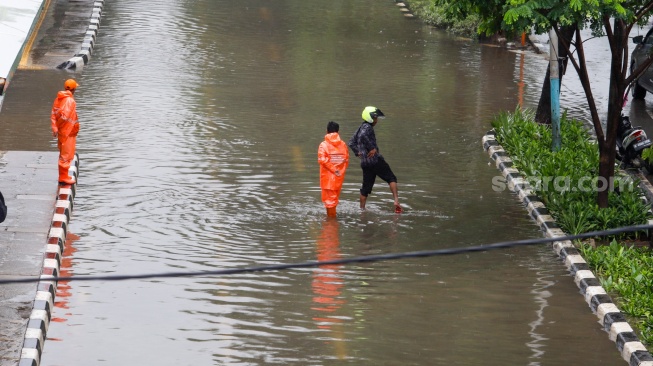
left=0, top=0, right=44, bottom=76
left=26, top=0, right=101, bottom=70
left=0, top=0, right=97, bottom=109
left=0, top=152, right=58, bottom=365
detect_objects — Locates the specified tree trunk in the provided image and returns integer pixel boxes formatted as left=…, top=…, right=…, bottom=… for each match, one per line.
left=597, top=18, right=627, bottom=208
left=535, top=26, right=576, bottom=124
left=597, top=140, right=616, bottom=208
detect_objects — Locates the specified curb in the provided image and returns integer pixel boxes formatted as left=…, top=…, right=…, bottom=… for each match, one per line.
left=57, top=0, right=105, bottom=70
left=482, top=130, right=653, bottom=366
left=18, top=154, right=79, bottom=366
left=394, top=2, right=415, bottom=18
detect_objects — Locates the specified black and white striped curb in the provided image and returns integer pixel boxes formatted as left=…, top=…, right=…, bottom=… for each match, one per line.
left=395, top=2, right=415, bottom=18
left=482, top=130, right=653, bottom=366
left=19, top=154, right=79, bottom=366
left=57, top=0, right=105, bottom=70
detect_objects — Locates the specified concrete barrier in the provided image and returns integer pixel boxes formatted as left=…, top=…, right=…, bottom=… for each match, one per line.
left=57, top=0, right=106, bottom=70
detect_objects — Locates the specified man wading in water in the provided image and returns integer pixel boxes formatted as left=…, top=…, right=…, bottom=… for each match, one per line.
left=318, top=121, right=349, bottom=217
left=348, top=106, right=402, bottom=213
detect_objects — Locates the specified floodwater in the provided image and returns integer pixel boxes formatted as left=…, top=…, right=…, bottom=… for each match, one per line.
left=0, top=1, right=631, bottom=365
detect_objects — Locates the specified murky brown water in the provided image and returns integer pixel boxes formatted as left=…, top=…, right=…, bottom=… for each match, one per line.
left=0, top=1, right=629, bottom=365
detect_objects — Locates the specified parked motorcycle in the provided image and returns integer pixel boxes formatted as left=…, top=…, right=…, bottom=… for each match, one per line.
left=616, top=114, right=652, bottom=169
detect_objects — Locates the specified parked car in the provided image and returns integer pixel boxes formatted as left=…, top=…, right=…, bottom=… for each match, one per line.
left=631, top=28, right=653, bottom=99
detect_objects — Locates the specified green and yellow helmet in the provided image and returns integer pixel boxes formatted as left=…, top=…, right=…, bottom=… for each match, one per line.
left=362, top=106, right=385, bottom=123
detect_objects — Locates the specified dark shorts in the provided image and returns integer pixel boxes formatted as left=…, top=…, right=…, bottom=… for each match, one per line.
left=360, top=156, right=397, bottom=196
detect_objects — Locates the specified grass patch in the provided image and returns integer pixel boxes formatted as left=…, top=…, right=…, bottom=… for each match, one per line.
left=407, top=0, right=481, bottom=39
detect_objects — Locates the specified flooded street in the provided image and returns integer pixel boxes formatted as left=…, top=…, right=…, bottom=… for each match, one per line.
left=0, top=1, right=634, bottom=365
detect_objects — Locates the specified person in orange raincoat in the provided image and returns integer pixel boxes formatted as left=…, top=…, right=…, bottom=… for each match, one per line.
left=318, top=121, right=349, bottom=217
left=51, top=79, right=80, bottom=185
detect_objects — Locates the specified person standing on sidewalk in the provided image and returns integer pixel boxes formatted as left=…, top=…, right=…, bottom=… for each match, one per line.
left=348, top=106, right=402, bottom=213
left=318, top=121, right=349, bottom=217
left=50, top=79, right=80, bottom=185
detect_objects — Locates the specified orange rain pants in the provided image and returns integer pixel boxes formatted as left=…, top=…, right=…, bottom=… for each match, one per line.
left=50, top=90, right=79, bottom=183
left=318, top=132, right=349, bottom=209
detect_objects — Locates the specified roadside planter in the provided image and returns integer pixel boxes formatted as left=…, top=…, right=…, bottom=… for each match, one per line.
left=483, top=108, right=653, bottom=361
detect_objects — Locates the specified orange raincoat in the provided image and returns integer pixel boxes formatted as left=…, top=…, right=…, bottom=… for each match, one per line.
left=318, top=132, right=349, bottom=208
left=51, top=90, right=79, bottom=183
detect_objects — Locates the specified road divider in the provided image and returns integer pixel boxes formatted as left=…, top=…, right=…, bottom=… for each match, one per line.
left=57, top=1, right=105, bottom=70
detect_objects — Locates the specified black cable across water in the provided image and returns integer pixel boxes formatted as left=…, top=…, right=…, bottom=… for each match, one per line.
left=0, top=224, right=650, bottom=285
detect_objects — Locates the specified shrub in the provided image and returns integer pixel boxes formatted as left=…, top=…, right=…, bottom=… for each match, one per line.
left=491, top=108, right=650, bottom=237
left=580, top=241, right=653, bottom=344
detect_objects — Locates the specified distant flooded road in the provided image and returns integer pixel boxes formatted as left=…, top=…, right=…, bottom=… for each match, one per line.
left=0, top=1, right=628, bottom=365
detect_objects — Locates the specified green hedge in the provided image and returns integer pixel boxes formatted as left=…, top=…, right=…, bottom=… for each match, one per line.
left=491, top=108, right=650, bottom=236
left=407, top=0, right=481, bottom=38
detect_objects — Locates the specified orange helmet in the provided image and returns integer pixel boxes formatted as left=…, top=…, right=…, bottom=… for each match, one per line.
left=64, top=79, right=79, bottom=90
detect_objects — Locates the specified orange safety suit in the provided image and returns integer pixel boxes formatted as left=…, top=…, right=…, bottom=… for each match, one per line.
left=51, top=90, right=79, bottom=183
left=318, top=132, right=349, bottom=210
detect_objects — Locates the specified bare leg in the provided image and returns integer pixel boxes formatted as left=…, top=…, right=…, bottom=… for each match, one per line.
left=359, top=194, right=367, bottom=210
left=389, top=182, right=402, bottom=212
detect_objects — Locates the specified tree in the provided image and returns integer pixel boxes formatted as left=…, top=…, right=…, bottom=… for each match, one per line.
left=437, top=0, right=653, bottom=208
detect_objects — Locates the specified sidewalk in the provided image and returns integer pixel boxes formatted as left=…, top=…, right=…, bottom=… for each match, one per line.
left=0, top=152, right=77, bottom=366
left=0, top=0, right=46, bottom=102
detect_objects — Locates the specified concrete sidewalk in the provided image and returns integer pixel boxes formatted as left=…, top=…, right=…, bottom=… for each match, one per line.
left=0, top=151, right=77, bottom=366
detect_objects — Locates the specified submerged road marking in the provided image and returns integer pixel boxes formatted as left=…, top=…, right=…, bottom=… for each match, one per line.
left=19, top=0, right=52, bottom=69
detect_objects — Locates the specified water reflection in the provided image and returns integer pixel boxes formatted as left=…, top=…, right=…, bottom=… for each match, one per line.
left=525, top=263, right=555, bottom=365
left=518, top=52, right=526, bottom=108
left=311, top=218, right=347, bottom=359
left=47, top=232, right=79, bottom=341
left=55, top=233, right=78, bottom=313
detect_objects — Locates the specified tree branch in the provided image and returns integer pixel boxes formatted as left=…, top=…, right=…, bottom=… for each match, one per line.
left=634, top=0, right=653, bottom=23
left=568, top=26, right=604, bottom=142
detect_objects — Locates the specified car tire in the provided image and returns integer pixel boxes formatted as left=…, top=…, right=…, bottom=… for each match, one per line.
left=633, top=80, right=647, bottom=99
